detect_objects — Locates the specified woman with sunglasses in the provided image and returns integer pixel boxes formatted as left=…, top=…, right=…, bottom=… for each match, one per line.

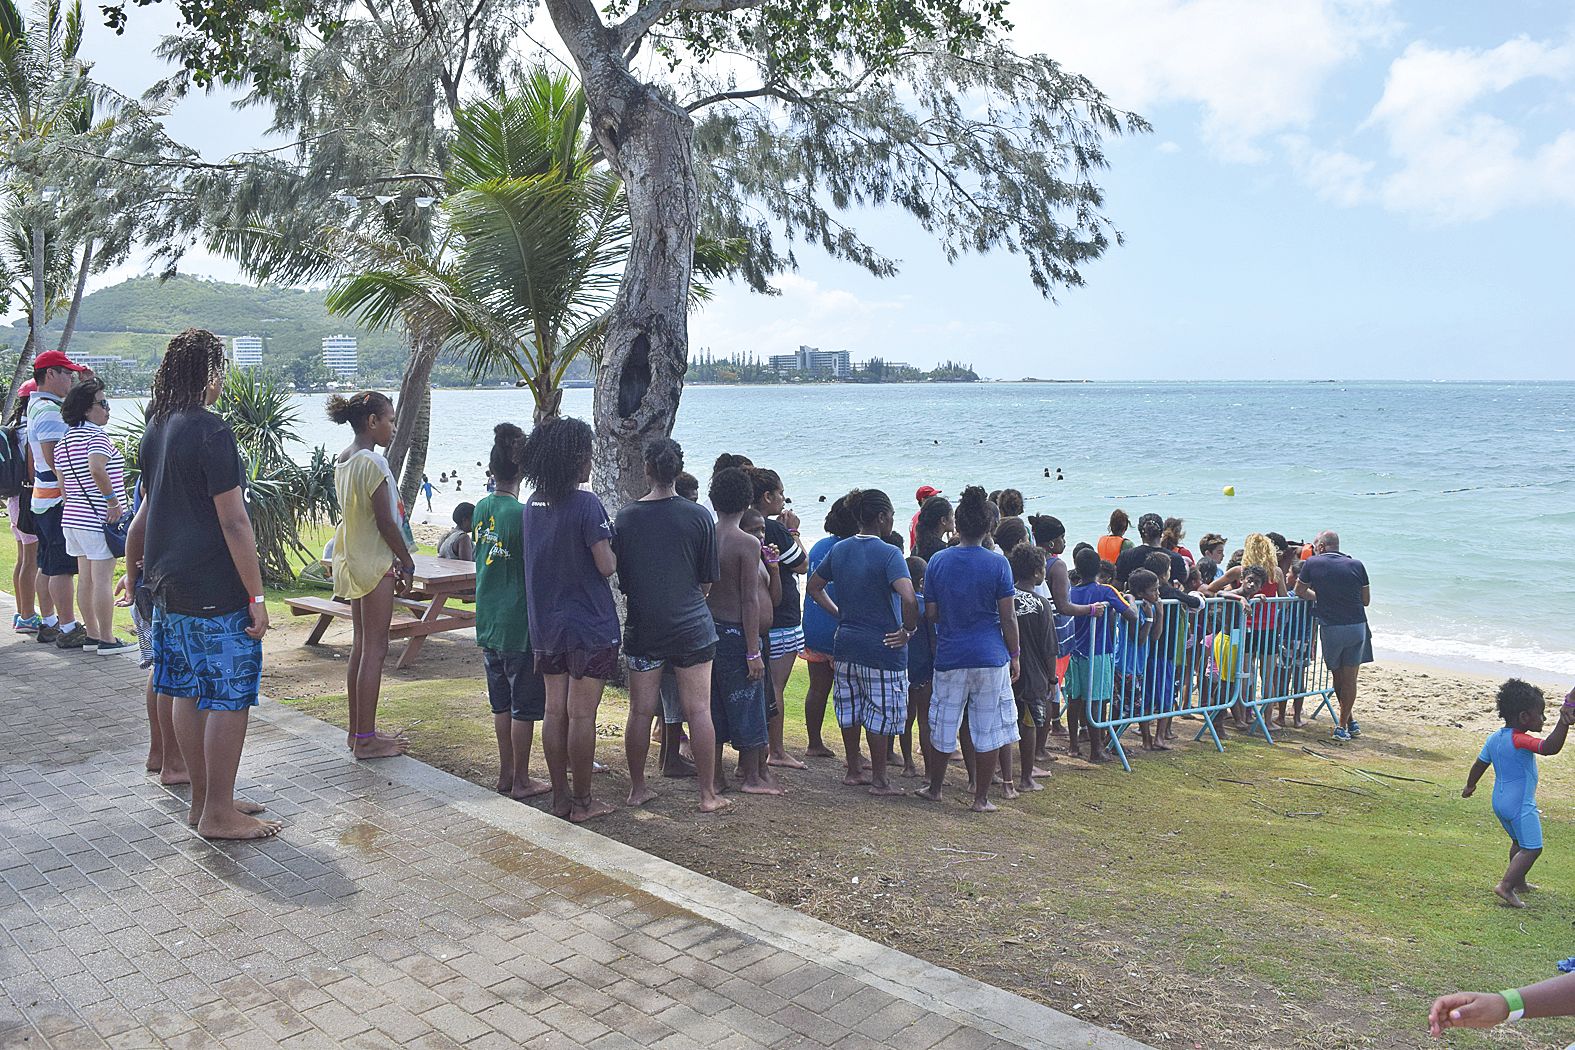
left=55, top=378, right=133, bottom=654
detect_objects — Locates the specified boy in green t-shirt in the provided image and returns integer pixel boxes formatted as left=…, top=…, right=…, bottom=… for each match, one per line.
left=473, top=424, right=549, bottom=800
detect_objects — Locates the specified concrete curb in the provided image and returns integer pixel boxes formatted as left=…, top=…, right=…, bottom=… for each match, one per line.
left=257, top=699, right=1153, bottom=1050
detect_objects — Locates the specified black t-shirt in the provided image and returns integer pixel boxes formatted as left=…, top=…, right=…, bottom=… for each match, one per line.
left=916, top=532, right=951, bottom=561
left=1012, top=588, right=1054, bottom=702
left=613, top=496, right=719, bottom=658
left=1115, top=543, right=1187, bottom=588
left=765, top=517, right=807, bottom=629
left=140, top=408, right=248, bottom=616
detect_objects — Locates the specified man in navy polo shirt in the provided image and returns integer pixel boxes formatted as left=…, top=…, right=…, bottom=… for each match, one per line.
left=1296, top=530, right=1372, bottom=742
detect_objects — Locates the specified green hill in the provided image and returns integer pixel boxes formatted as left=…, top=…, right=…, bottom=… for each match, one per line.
left=3, top=274, right=590, bottom=387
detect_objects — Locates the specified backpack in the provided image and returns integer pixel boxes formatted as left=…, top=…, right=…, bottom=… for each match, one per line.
left=0, top=425, right=25, bottom=499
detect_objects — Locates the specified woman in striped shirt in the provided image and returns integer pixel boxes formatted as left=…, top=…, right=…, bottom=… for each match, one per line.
left=56, top=378, right=132, bottom=654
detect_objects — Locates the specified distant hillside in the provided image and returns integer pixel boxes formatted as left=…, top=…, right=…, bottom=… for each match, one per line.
left=2, top=275, right=589, bottom=387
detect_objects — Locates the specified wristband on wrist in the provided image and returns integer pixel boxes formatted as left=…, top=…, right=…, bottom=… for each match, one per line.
left=1500, top=988, right=1525, bottom=1022
left=746, top=651, right=761, bottom=661
left=250, top=594, right=266, bottom=605
left=1009, top=649, right=1020, bottom=659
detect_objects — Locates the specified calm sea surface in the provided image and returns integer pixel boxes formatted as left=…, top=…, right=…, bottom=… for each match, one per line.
left=277, top=381, right=1575, bottom=680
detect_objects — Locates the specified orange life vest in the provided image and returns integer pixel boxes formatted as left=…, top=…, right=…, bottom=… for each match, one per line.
left=1096, top=534, right=1125, bottom=564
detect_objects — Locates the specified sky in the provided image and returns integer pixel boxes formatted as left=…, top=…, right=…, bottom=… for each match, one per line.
left=61, top=0, right=1575, bottom=380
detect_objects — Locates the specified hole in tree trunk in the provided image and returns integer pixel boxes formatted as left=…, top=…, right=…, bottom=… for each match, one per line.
left=617, top=333, right=652, bottom=419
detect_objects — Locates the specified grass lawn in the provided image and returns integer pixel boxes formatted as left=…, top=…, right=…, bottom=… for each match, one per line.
left=275, top=655, right=1575, bottom=1050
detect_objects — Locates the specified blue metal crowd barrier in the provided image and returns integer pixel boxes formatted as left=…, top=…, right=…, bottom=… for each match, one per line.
left=1070, top=594, right=1337, bottom=772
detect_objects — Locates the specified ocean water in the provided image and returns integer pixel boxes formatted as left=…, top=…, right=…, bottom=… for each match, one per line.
left=281, top=381, right=1575, bottom=681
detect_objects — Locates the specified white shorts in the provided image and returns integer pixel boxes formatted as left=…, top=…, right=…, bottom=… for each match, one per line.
left=929, top=664, right=1019, bottom=754
left=64, top=526, right=114, bottom=561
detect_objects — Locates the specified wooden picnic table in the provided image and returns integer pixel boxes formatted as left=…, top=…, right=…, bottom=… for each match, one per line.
left=287, top=553, right=477, bottom=669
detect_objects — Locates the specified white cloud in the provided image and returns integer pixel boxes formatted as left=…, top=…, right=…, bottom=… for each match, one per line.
left=1156, top=141, right=1182, bottom=154
left=1281, top=134, right=1375, bottom=206
left=1011, top=0, right=1396, bottom=160
left=1363, top=35, right=1575, bottom=221
left=689, top=273, right=903, bottom=360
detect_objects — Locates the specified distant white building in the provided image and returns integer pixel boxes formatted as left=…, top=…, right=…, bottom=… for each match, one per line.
left=768, top=344, right=851, bottom=378
left=232, top=336, right=264, bottom=367
left=74, top=353, right=138, bottom=370
left=322, top=335, right=358, bottom=377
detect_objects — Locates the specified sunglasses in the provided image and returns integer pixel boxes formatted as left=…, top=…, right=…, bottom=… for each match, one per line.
left=95, top=399, right=110, bottom=411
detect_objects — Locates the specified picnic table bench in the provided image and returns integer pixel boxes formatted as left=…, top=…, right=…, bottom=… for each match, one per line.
left=286, top=553, right=477, bottom=669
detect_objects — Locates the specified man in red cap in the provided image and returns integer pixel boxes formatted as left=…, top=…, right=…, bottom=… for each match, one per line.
left=909, top=484, right=942, bottom=550
left=26, top=350, right=89, bottom=648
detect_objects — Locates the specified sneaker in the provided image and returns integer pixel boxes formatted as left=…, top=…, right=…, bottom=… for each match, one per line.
left=81, top=637, right=103, bottom=652
left=96, top=637, right=134, bottom=655
left=1347, top=720, right=1362, bottom=738
left=13, top=614, right=40, bottom=633
left=1332, top=726, right=1352, bottom=742
left=54, top=624, right=89, bottom=650
left=36, top=623, right=60, bottom=643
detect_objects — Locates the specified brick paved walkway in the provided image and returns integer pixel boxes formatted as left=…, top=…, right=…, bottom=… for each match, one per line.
left=0, top=611, right=1147, bottom=1050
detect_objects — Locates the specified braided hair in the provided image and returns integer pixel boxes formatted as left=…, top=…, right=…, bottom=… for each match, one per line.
left=148, top=328, right=226, bottom=423
left=519, top=416, right=593, bottom=504
left=843, top=488, right=893, bottom=531
left=953, top=485, right=997, bottom=541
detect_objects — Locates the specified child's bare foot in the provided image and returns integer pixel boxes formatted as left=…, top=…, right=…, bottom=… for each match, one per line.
left=999, top=782, right=1019, bottom=800
left=1031, top=765, right=1054, bottom=777
left=740, top=780, right=788, bottom=795
left=627, top=785, right=659, bottom=806
left=197, top=812, right=283, bottom=840
left=569, top=796, right=617, bottom=823
left=353, top=736, right=410, bottom=760
left=805, top=743, right=836, bottom=758
left=970, top=799, right=998, bottom=813
left=510, top=778, right=552, bottom=800
left=1017, top=778, right=1043, bottom=792
left=868, top=782, right=906, bottom=797
left=767, top=751, right=807, bottom=770
left=914, top=786, right=944, bottom=802
left=699, top=795, right=732, bottom=813
left=1152, top=740, right=1173, bottom=751
left=1495, top=882, right=1526, bottom=908
left=901, top=764, right=921, bottom=778
left=1292, top=718, right=1305, bottom=729
left=843, top=768, right=873, bottom=786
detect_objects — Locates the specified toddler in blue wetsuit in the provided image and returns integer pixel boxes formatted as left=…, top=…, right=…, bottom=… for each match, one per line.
left=1462, top=679, right=1574, bottom=908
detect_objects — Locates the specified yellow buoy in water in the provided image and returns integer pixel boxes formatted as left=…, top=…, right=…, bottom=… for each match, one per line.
left=1222, top=485, right=1236, bottom=497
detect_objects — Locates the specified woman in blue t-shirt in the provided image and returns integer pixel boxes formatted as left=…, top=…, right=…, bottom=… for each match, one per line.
left=806, top=489, right=918, bottom=797
left=917, top=486, right=1020, bottom=813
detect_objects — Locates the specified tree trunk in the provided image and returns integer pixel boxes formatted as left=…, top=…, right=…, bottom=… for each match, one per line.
left=57, top=238, right=94, bottom=356
left=387, top=324, right=440, bottom=496
left=397, top=383, right=431, bottom=512
left=547, top=0, right=699, bottom=516
left=3, top=330, right=37, bottom=421
left=531, top=370, right=563, bottom=425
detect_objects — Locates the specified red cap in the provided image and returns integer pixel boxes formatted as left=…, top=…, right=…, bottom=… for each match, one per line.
left=916, top=484, right=942, bottom=503
left=17, top=379, right=37, bottom=396
left=31, top=350, right=87, bottom=373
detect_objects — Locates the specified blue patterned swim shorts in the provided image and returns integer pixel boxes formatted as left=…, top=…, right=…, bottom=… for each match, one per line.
left=152, top=606, right=263, bottom=711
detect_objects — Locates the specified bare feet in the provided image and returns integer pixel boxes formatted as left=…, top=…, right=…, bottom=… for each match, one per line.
left=767, top=751, right=808, bottom=770
left=740, top=780, right=788, bottom=795
left=1000, top=782, right=1019, bottom=800
left=160, top=768, right=192, bottom=787
left=1030, top=765, right=1054, bottom=777
left=233, top=798, right=267, bottom=815
left=146, top=751, right=162, bottom=773
left=197, top=812, right=283, bottom=840
left=970, top=799, right=998, bottom=813
left=868, top=782, right=906, bottom=797
left=901, top=765, right=921, bottom=778
left=509, top=777, right=552, bottom=800
left=1017, top=778, right=1045, bottom=792
left=805, top=743, right=836, bottom=758
left=1292, top=718, right=1306, bottom=729
left=569, top=796, right=617, bottom=823
left=353, top=736, right=410, bottom=760
left=496, top=775, right=512, bottom=794
left=842, top=769, right=873, bottom=786
left=699, top=795, right=732, bottom=813
left=662, top=756, right=698, bottom=779
left=1495, top=883, right=1526, bottom=908
left=627, top=785, right=659, bottom=806
left=913, top=786, right=944, bottom=802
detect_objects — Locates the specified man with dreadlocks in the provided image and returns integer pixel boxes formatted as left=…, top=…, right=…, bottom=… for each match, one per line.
left=124, top=329, right=281, bottom=840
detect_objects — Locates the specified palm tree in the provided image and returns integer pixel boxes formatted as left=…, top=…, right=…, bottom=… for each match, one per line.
left=327, top=68, right=630, bottom=425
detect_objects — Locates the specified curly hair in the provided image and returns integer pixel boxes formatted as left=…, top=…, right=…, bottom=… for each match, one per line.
left=709, top=466, right=754, bottom=515
left=1497, top=679, right=1545, bottom=726
left=712, top=452, right=752, bottom=476
left=675, top=471, right=699, bottom=502
left=61, top=377, right=106, bottom=427
left=148, top=328, right=226, bottom=423
left=997, top=488, right=1024, bottom=517
left=643, top=437, right=684, bottom=487
left=954, top=485, right=996, bottom=541
left=519, top=416, right=593, bottom=504
left=489, top=422, right=527, bottom=483
left=326, top=391, right=393, bottom=432
left=1242, top=532, right=1278, bottom=573
left=1008, top=542, right=1045, bottom=582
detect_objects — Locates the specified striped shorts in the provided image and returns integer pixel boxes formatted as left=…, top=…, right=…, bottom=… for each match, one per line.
left=767, top=625, right=805, bottom=660
left=832, top=661, right=909, bottom=736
